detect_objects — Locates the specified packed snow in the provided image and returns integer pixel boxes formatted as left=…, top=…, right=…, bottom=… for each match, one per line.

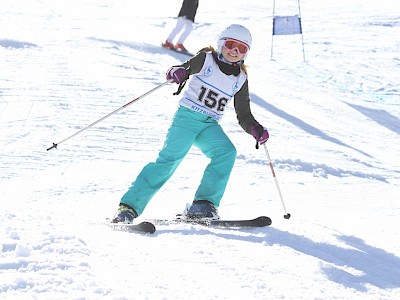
left=1, top=0, right=399, bottom=299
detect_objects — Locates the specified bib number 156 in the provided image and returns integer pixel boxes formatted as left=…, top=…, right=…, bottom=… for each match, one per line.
left=198, top=86, right=229, bottom=112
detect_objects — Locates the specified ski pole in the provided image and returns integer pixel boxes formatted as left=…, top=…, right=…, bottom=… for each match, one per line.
left=263, top=144, right=291, bottom=219
left=47, top=80, right=172, bottom=151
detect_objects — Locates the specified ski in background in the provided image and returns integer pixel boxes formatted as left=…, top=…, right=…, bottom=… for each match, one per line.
left=161, top=43, right=194, bottom=57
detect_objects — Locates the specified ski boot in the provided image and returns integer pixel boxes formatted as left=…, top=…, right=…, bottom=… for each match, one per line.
left=162, top=41, right=174, bottom=49
left=111, top=203, right=138, bottom=224
left=174, top=43, right=188, bottom=53
left=184, top=200, right=220, bottom=221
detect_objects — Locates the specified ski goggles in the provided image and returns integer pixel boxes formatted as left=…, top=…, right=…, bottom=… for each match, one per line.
left=223, top=39, right=249, bottom=55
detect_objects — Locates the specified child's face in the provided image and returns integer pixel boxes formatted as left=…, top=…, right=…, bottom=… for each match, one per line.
left=221, top=46, right=245, bottom=63
left=220, top=39, right=248, bottom=63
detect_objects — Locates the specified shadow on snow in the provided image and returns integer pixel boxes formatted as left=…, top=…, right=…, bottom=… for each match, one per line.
left=267, top=228, right=400, bottom=291
left=250, top=93, right=372, bottom=158
left=0, top=39, right=37, bottom=49
left=242, top=157, right=388, bottom=182
left=154, top=226, right=400, bottom=291
left=87, top=37, right=190, bottom=59
left=345, top=102, right=400, bottom=135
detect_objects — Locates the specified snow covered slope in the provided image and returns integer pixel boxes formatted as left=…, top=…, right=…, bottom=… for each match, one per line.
left=1, top=0, right=399, bottom=299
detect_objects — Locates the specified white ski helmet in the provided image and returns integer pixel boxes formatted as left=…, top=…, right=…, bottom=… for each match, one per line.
left=217, top=24, right=252, bottom=60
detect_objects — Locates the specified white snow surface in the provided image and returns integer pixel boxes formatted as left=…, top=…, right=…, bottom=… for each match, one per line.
left=1, top=0, right=399, bottom=299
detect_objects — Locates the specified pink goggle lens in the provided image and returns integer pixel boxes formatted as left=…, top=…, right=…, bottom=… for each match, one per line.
left=223, top=39, right=249, bottom=54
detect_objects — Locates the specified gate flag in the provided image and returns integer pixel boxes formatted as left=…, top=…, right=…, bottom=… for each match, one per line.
left=273, top=15, right=302, bottom=35
left=270, top=0, right=306, bottom=61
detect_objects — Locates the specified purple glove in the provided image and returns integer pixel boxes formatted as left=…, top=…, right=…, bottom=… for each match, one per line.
left=250, top=124, right=269, bottom=145
left=166, top=66, right=187, bottom=84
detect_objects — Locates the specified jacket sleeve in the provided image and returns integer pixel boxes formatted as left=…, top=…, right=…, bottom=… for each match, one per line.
left=233, top=80, right=261, bottom=134
left=167, top=52, right=206, bottom=95
left=180, top=51, right=206, bottom=75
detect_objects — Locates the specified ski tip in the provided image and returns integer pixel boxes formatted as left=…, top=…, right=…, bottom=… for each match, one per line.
left=106, top=220, right=156, bottom=234
left=257, top=216, right=272, bottom=226
left=141, top=221, right=156, bottom=234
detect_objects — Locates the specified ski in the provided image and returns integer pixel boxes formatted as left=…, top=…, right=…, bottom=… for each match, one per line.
left=108, top=221, right=156, bottom=234
left=203, top=216, right=272, bottom=228
left=149, top=216, right=271, bottom=228
left=106, top=216, right=270, bottom=233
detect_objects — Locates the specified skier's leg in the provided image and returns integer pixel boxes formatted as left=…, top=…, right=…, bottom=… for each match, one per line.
left=166, top=17, right=186, bottom=43
left=176, top=18, right=194, bottom=45
left=120, top=108, right=197, bottom=215
left=120, top=107, right=210, bottom=215
left=193, top=124, right=236, bottom=207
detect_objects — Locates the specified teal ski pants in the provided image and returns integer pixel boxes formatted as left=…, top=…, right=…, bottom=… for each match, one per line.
left=120, top=106, right=237, bottom=216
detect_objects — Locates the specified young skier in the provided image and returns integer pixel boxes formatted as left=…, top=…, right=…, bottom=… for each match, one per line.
left=112, top=24, right=269, bottom=223
left=162, top=0, right=199, bottom=53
